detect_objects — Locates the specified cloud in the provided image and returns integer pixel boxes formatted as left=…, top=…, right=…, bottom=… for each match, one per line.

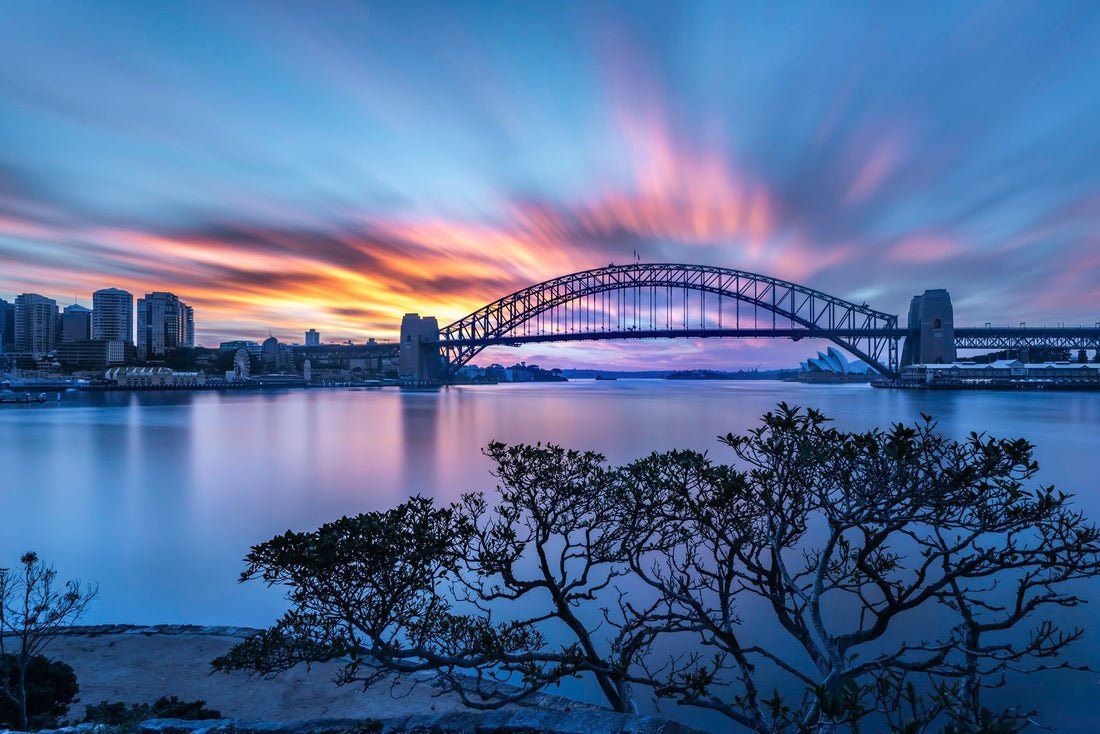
left=886, top=234, right=959, bottom=264
left=1, top=2, right=1099, bottom=366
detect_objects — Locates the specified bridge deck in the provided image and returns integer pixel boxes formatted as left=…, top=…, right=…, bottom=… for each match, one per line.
left=433, top=328, right=908, bottom=349
left=436, top=326, right=1100, bottom=350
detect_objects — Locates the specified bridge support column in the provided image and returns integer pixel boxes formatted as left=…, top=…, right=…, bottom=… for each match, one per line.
left=399, top=313, right=442, bottom=384
left=901, top=289, right=955, bottom=366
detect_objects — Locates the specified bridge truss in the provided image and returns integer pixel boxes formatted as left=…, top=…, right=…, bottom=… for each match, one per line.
left=436, top=264, right=900, bottom=375
left=954, top=327, right=1100, bottom=351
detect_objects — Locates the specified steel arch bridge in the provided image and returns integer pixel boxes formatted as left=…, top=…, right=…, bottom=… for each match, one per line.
left=433, top=263, right=900, bottom=376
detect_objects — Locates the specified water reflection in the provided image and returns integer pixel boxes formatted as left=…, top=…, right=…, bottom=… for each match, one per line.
left=400, top=390, right=441, bottom=497
left=0, top=382, right=1097, bottom=728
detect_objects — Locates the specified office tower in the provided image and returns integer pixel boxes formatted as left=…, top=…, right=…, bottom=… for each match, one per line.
left=136, top=291, right=193, bottom=360
left=182, top=304, right=195, bottom=348
left=0, top=299, right=14, bottom=352
left=305, top=329, right=320, bottom=346
left=61, top=303, right=93, bottom=343
left=14, top=293, right=59, bottom=355
left=92, top=288, right=134, bottom=342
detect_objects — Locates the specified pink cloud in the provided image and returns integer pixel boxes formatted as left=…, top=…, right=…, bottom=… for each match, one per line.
left=886, top=234, right=959, bottom=264
left=846, top=141, right=899, bottom=203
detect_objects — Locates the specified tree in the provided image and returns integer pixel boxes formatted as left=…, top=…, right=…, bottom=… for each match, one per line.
left=615, top=405, right=1100, bottom=732
left=214, top=447, right=657, bottom=712
left=452, top=443, right=657, bottom=711
left=218, top=407, right=1100, bottom=732
left=0, top=552, right=97, bottom=730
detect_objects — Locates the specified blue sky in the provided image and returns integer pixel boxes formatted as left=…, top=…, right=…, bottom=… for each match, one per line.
left=1, top=1, right=1098, bottom=368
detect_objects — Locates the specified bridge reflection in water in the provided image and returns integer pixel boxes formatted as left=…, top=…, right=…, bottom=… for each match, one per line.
left=298, top=264, right=1100, bottom=384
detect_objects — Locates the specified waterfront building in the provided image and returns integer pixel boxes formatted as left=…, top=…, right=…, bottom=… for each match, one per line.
left=0, top=299, right=14, bottom=352
left=61, top=303, right=93, bottom=343
left=14, top=293, right=59, bottom=356
left=104, top=365, right=207, bottom=388
left=799, top=347, right=870, bottom=374
left=797, top=347, right=873, bottom=383
left=898, top=360, right=1100, bottom=389
left=136, top=291, right=193, bottom=360
left=305, top=329, right=320, bottom=346
left=92, top=288, right=134, bottom=342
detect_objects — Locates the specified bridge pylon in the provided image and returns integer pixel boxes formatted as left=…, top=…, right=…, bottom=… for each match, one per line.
left=901, top=289, right=956, bottom=366
left=399, top=313, right=443, bottom=384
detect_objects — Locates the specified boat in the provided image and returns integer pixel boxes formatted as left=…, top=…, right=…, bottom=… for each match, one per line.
left=594, top=374, right=618, bottom=381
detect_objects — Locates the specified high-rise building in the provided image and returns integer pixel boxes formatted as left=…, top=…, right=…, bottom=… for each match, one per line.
left=14, top=293, right=59, bottom=356
left=92, top=288, right=134, bottom=342
left=0, top=299, right=14, bottom=353
left=136, top=291, right=193, bottom=360
left=182, top=304, right=195, bottom=348
left=305, top=329, right=320, bottom=346
left=61, top=303, right=93, bottom=343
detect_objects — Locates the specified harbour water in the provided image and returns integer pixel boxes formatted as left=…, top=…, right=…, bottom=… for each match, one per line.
left=2, top=381, right=1098, bottom=728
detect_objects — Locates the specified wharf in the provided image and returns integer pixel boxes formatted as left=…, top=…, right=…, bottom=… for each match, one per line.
left=0, top=391, right=49, bottom=404
left=874, top=379, right=1100, bottom=391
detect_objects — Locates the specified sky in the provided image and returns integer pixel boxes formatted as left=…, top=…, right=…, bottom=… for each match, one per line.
left=1, top=1, right=1099, bottom=369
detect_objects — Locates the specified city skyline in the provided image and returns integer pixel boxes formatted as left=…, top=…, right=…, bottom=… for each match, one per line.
left=2, top=2, right=1099, bottom=368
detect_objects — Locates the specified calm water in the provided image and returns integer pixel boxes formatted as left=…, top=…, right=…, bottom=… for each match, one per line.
left=2, top=381, right=1098, bottom=728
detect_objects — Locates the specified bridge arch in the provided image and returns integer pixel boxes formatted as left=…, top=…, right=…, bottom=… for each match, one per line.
left=434, top=264, right=899, bottom=377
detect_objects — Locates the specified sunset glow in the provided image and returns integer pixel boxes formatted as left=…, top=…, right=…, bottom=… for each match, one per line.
left=2, top=2, right=1098, bottom=368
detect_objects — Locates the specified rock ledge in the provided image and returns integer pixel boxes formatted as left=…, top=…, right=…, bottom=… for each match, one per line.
left=1, top=713, right=707, bottom=734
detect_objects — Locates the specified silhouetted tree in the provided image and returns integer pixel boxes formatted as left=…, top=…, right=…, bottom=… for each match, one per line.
left=0, top=553, right=97, bottom=730
left=615, top=405, right=1100, bottom=731
left=214, top=447, right=657, bottom=712
left=217, top=407, right=1100, bottom=732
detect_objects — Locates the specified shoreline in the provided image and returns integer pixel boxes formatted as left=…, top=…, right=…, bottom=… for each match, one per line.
left=7, top=625, right=602, bottom=721
left=2, top=626, right=703, bottom=733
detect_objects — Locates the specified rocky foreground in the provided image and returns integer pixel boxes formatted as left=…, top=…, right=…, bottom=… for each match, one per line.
left=0, top=626, right=704, bottom=734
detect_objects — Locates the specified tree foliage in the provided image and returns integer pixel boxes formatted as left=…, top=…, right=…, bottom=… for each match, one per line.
left=0, top=655, right=78, bottom=730
left=617, top=405, right=1100, bottom=731
left=218, top=405, right=1100, bottom=732
left=0, top=552, right=97, bottom=731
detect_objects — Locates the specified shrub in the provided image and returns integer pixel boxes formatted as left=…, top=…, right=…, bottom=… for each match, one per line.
left=0, top=654, right=79, bottom=730
left=84, top=696, right=222, bottom=731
